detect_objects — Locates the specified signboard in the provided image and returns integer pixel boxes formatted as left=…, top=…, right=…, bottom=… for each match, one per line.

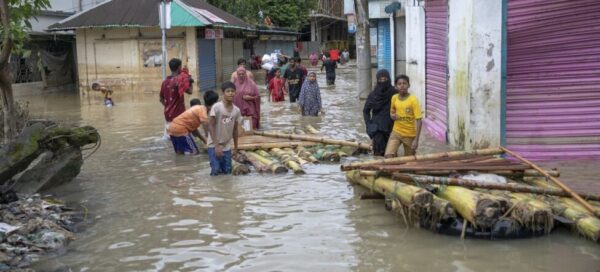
left=347, top=14, right=357, bottom=34
left=370, top=27, right=378, bottom=57
left=205, top=28, right=223, bottom=39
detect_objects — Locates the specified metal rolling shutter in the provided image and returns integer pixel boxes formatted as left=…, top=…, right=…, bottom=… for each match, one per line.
left=424, top=0, right=448, bottom=141
left=233, top=39, right=244, bottom=63
left=221, top=39, right=235, bottom=82
left=506, top=0, right=600, bottom=159
left=197, top=39, right=216, bottom=92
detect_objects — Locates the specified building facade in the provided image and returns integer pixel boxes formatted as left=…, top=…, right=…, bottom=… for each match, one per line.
left=402, top=0, right=600, bottom=159
left=49, top=0, right=253, bottom=94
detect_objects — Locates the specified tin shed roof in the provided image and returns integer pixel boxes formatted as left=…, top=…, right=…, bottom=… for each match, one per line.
left=48, top=0, right=252, bottom=30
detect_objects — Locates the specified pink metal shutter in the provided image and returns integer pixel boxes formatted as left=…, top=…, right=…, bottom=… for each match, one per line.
left=506, top=0, right=600, bottom=159
left=424, top=0, right=449, bottom=141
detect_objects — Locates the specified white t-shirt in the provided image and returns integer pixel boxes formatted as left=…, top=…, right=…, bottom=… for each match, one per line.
left=207, top=101, right=241, bottom=151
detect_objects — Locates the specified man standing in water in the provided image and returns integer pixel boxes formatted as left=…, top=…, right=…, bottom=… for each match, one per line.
left=160, top=58, right=192, bottom=138
left=284, top=58, right=304, bottom=103
left=321, top=53, right=337, bottom=86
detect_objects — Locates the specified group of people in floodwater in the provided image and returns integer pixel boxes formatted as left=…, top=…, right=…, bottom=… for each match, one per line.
left=97, top=51, right=420, bottom=176
left=156, top=52, right=341, bottom=176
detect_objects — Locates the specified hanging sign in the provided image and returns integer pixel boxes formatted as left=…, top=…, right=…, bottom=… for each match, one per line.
left=205, top=29, right=223, bottom=39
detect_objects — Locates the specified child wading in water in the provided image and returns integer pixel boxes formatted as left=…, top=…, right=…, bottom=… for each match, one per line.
left=91, top=82, right=114, bottom=107
left=384, top=75, right=423, bottom=158
left=267, top=68, right=285, bottom=102
left=207, top=82, right=241, bottom=176
left=298, top=72, right=322, bottom=116
left=167, top=93, right=217, bottom=155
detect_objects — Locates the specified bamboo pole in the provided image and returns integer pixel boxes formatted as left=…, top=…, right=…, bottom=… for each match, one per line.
left=341, top=148, right=504, bottom=171
left=245, top=151, right=288, bottom=174
left=346, top=170, right=433, bottom=223
left=434, top=186, right=504, bottom=228
left=239, top=151, right=268, bottom=172
left=237, top=141, right=320, bottom=150
left=523, top=169, right=560, bottom=177
left=269, top=148, right=306, bottom=174
left=232, top=161, right=250, bottom=175
left=407, top=169, right=559, bottom=177
left=501, top=146, right=600, bottom=218
left=393, top=174, right=600, bottom=201
left=253, top=131, right=372, bottom=150
left=369, top=164, right=531, bottom=171
left=290, top=147, right=319, bottom=164
left=305, top=125, right=319, bottom=134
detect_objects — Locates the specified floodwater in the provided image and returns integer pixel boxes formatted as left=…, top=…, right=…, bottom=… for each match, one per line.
left=18, top=65, right=599, bottom=271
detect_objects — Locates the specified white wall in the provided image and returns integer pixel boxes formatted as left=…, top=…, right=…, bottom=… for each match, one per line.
left=394, top=15, right=406, bottom=76
left=75, top=27, right=198, bottom=94
left=447, top=0, right=502, bottom=150
left=404, top=6, right=426, bottom=114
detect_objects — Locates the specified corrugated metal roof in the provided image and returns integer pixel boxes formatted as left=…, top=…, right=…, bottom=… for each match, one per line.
left=48, top=0, right=252, bottom=30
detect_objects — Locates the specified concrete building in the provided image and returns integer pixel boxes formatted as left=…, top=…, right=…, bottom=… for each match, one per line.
left=12, top=0, right=105, bottom=96
left=403, top=0, right=600, bottom=159
left=309, top=0, right=351, bottom=53
left=366, top=0, right=406, bottom=76
left=49, top=0, right=252, bottom=94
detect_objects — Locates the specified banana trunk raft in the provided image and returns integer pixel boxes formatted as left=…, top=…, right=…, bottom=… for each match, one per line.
left=230, top=125, right=370, bottom=175
left=342, top=148, right=600, bottom=243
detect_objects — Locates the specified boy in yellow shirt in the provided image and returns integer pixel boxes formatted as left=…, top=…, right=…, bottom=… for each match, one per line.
left=385, top=75, right=423, bottom=157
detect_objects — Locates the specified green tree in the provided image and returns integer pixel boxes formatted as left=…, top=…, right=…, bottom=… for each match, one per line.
left=207, top=0, right=315, bottom=30
left=0, top=0, right=49, bottom=142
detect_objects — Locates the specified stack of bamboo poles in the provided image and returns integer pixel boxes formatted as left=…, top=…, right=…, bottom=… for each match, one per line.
left=342, top=148, right=600, bottom=242
left=231, top=125, right=368, bottom=175
left=235, top=143, right=358, bottom=175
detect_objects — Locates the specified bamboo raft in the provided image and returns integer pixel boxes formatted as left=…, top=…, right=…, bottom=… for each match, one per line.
left=341, top=147, right=600, bottom=242
left=231, top=125, right=370, bottom=175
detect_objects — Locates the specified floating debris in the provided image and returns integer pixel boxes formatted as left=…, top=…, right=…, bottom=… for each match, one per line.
left=0, top=194, right=82, bottom=269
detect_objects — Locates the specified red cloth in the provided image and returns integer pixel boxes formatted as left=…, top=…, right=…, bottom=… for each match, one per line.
left=177, top=68, right=192, bottom=97
left=233, top=67, right=261, bottom=129
left=268, top=77, right=285, bottom=102
left=160, top=75, right=186, bottom=122
left=329, top=49, right=340, bottom=61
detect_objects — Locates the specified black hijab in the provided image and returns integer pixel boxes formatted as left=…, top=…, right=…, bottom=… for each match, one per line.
left=364, top=69, right=395, bottom=114
left=363, top=69, right=396, bottom=135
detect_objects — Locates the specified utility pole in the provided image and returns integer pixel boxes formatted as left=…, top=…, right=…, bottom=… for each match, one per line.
left=355, top=0, right=372, bottom=99
left=159, top=0, right=171, bottom=79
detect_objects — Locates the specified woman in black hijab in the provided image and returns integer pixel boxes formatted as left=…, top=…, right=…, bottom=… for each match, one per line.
left=363, top=69, right=396, bottom=156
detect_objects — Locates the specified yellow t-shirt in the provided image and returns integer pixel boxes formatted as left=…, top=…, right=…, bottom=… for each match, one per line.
left=390, top=94, right=422, bottom=137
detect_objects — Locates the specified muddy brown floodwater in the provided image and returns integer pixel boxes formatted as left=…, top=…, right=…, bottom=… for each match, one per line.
left=18, top=65, right=599, bottom=271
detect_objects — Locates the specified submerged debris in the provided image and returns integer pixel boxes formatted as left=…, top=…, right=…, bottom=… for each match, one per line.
left=0, top=194, right=82, bottom=269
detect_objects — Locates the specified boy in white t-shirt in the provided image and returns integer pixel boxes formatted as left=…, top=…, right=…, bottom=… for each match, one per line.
left=207, top=81, right=242, bottom=175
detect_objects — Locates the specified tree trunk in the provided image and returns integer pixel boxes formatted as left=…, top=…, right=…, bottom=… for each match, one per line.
left=0, top=66, right=16, bottom=143
left=355, top=0, right=372, bottom=99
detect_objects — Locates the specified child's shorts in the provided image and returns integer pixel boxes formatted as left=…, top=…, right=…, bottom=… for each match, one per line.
left=207, top=148, right=232, bottom=176
left=170, top=134, right=199, bottom=155
left=384, top=132, right=415, bottom=157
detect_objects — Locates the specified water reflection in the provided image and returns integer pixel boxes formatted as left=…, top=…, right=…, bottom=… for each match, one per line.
left=18, top=65, right=600, bottom=271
